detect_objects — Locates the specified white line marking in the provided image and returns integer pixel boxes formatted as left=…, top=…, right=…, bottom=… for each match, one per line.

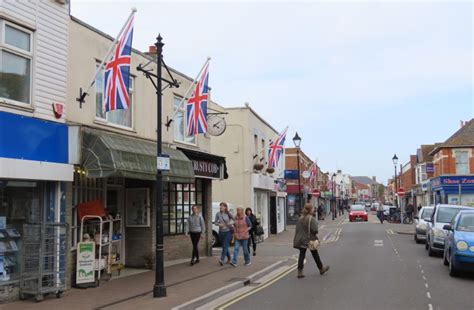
left=421, top=269, right=424, bottom=274
left=425, top=283, right=429, bottom=288
left=426, top=292, right=431, bottom=299
left=422, top=276, right=427, bottom=281
left=428, top=304, right=433, bottom=310
left=419, top=264, right=423, bottom=269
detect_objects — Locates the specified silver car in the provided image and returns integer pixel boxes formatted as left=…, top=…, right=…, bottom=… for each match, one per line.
left=425, top=204, right=473, bottom=256
left=414, top=206, right=434, bottom=243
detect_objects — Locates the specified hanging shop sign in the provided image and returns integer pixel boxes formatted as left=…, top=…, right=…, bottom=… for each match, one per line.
left=157, top=154, right=170, bottom=171
left=76, top=241, right=96, bottom=285
left=284, top=170, right=299, bottom=180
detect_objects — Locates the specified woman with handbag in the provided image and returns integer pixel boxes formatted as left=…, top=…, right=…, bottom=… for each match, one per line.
left=215, top=202, right=234, bottom=265
left=245, top=208, right=258, bottom=256
left=293, top=203, right=330, bottom=279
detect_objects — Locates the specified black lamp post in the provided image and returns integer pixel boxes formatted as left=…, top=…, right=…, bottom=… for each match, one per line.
left=331, top=173, right=336, bottom=220
left=392, top=154, right=399, bottom=208
left=293, top=132, right=302, bottom=214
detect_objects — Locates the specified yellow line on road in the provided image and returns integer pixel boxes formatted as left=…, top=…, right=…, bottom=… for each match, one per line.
left=216, top=263, right=298, bottom=310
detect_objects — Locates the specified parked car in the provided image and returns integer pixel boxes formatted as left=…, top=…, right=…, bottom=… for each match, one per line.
left=414, top=206, right=434, bottom=243
left=211, top=202, right=235, bottom=247
left=425, top=204, right=473, bottom=256
left=371, top=202, right=380, bottom=212
left=443, top=210, right=474, bottom=276
left=349, top=204, right=368, bottom=222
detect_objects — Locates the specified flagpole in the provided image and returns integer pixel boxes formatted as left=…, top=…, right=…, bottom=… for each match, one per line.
left=171, top=57, right=210, bottom=121
left=79, top=8, right=137, bottom=102
left=261, top=126, right=289, bottom=166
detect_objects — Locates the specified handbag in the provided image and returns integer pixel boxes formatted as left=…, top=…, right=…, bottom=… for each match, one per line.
left=307, top=217, right=320, bottom=251
left=255, top=225, right=264, bottom=236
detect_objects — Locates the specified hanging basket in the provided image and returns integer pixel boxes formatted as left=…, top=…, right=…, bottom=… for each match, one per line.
left=266, top=167, right=275, bottom=174
left=254, top=163, right=264, bottom=171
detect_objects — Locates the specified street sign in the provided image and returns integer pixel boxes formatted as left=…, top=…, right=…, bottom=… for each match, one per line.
left=157, top=154, right=170, bottom=171
left=397, top=188, right=405, bottom=197
left=312, top=190, right=321, bottom=198
left=302, top=171, right=311, bottom=179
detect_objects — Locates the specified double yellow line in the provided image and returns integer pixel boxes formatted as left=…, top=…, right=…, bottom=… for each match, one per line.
left=216, top=262, right=298, bottom=310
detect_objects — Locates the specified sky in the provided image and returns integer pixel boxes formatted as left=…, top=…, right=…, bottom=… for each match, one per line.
left=71, top=0, right=473, bottom=184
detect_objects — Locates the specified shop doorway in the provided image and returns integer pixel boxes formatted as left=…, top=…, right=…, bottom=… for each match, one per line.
left=106, top=186, right=125, bottom=265
left=269, top=196, right=277, bottom=234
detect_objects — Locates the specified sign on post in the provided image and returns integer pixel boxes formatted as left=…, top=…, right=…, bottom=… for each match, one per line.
left=76, top=241, right=95, bottom=285
left=157, top=154, right=170, bottom=171
left=312, top=190, right=321, bottom=198
left=397, top=188, right=406, bottom=197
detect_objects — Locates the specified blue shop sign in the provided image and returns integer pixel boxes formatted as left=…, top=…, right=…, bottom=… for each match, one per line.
left=426, top=163, right=434, bottom=173
left=0, top=111, right=68, bottom=164
left=284, top=170, right=299, bottom=180
left=431, top=175, right=474, bottom=194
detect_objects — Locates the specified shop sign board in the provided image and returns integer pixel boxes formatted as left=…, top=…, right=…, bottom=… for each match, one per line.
left=426, top=163, right=434, bottom=173
left=284, top=170, right=299, bottom=180
left=76, top=241, right=96, bottom=285
left=192, top=159, right=221, bottom=179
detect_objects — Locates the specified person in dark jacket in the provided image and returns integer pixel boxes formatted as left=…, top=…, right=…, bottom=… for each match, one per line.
left=293, top=203, right=330, bottom=278
left=245, top=208, right=259, bottom=256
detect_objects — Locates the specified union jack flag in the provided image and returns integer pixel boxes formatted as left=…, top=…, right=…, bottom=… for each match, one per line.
left=268, top=127, right=288, bottom=168
left=103, top=16, right=134, bottom=112
left=186, top=64, right=209, bottom=136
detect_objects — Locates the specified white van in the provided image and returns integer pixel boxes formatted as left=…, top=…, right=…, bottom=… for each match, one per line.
left=211, top=202, right=236, bottom=247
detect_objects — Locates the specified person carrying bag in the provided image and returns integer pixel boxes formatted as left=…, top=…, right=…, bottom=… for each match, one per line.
left=293, top=203, right=330, bottom=279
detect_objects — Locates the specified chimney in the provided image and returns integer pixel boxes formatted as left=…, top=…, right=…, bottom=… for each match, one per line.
left=145, top=45, right=157, bottom=59
left=372, top=176, right=376, bottom=182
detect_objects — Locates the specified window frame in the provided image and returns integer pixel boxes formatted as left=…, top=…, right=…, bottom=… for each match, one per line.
left=0, top=19, right=34, bottom=107
left=172, top=95, right=196, bottom=145
left=94, top=61, right=135, bottom=130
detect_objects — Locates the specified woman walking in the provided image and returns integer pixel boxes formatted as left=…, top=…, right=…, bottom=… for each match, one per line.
left=245, top=208, right=258, bottom=256
left=293, top=203, right=330, bottom=278
left=186, top=206, right=206, bottom=266
left=231, top=207, right=252, bottom=267
left=215, top=202, right=234, bottom=265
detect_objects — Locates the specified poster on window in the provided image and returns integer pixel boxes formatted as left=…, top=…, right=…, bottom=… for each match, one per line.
left=126, top=188, right=150, bottom=227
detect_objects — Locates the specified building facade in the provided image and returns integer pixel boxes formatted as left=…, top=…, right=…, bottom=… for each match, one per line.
left=211, top=104, right=286, bottom=236
left=0, top=0, right=73, bottom=302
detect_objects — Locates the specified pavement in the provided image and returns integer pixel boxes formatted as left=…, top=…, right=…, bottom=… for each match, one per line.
left=220, top=213, right=474, bottom=310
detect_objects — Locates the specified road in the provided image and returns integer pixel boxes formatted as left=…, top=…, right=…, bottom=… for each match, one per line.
left=223, top=214, right=474, bottom=310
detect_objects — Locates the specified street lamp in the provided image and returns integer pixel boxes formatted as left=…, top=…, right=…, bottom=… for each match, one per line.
left=293, top=132, right=303, bottom=215
left=392, top=154, right=399, bottom=208
left=331, top=173, right=336, bottom=220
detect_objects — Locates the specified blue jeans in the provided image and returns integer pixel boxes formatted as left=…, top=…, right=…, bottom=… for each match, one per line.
left=219, top=231, right=232, bottom=262
left=232, top=239, right=250, bottom=265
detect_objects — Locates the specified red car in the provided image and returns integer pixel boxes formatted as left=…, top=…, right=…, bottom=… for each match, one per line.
left=349, top=205, right=368, bottom=222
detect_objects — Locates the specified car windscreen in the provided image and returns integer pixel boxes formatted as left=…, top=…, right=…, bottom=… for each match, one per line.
left=421, top=208, right=434, bottom=219
left=436, top=207, right=463, bottom=223
left=457, top=214, right=474, bottom=232
left=351, top=205, right=365, bottom=211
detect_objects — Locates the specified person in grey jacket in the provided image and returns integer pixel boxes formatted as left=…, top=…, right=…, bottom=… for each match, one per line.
left=293, top=203, right=330, bottom=278
left=186, top=206, right=206, bottom=266
left=215, top=202, right=234, bottom=265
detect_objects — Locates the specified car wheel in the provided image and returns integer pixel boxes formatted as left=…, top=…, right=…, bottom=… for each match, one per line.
left=443, top=249, right=449, bottom=266
left=414, top=234, right=421, bottom=244
left=212, top=231, right=220, bottom=247
left=428, top=241, right=435, bottom=257
left=449, top=253, right=459, bottom=277
left=425, top=237, right=429, bottom=250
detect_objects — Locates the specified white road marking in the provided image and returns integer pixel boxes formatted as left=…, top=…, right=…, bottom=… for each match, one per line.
left=374, top=240, right=384, bottom=247
left=419, top=264, right=423, bottom=269
left=426, top=292, right=431, bottom=299
left=428, top=304, right=433, bottom=310
left=422, top=276, right=427, bottom=281
left=425, top=283, right=429, bottom=288
left=421, top=269, right=424, bottom=274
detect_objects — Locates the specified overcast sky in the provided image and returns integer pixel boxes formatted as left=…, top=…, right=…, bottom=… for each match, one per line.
left=71, top=1, right=473, bottom=184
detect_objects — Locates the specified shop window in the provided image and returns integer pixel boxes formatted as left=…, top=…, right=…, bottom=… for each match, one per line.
left=95, top=63, right=134, bottom=129
left=454, top=150, right=469, bottom=175
left=0, top=21, right=33, bottom=105
left=164, top=181, right=203, bottom=235
left=173, top=96, right=196, bottom=144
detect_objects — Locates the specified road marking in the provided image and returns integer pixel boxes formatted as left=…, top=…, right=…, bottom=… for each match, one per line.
left=216, top=262, right=298, bottom=309
left=374, top=240, right=384, bottom=247
left=419, top=264, right=422, bottom=269
left=426, top=292, right=431, bottom=299
left=323, top=232, right=332, bottom=241
left=425, top=283, right=429, bottom=288
left=428, top=304, right=433, bottom=310
left=421, top=269, right=424, bottom=274
left=422, top=276, right=427, bottom=281
left=386, top=229, right=395, bottom=235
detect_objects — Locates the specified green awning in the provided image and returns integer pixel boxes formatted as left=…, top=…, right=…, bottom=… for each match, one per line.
left=81, top=128, right=195, bottom=183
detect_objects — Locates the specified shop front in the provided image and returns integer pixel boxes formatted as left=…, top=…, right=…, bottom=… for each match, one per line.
left=251, top=173, right=276, bottom=238
left=0, top=112, right=73, bottom=302
left=431, top=175, right=474, bottom=206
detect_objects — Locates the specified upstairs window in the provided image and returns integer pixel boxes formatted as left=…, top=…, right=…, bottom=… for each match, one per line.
left=454, top=150, right=469, bottom=175
left=0, top=21, right=33, bottom=105
left=95, top=63, right=133, bottom=128
left=173, top=96, right=195, bottom=144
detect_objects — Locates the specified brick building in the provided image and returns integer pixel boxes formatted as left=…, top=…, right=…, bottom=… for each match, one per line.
left=400, top=155, right=417, bottom=207
left=429, top=119, right=474, bottom=205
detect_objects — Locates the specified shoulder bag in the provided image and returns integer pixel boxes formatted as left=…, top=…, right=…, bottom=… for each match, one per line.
left=307, top=216, right=320, bottom=251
